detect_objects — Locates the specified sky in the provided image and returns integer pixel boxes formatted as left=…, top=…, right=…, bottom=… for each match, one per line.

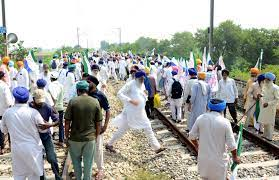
left=1, top=0, right=278, bottom=49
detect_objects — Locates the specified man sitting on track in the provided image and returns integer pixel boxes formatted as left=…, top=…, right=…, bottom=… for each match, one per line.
left=189, top=98, right=240, bottom=180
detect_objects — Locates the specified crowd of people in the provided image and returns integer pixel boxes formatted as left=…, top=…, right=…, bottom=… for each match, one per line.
left=0, top=51, right=278, bottom=180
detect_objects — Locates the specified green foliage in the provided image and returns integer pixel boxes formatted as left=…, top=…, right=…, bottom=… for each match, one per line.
left=100, top=20, right=279, bottom=71
left=9, top=41, right=28, bottom=61
left=126, top=169, right=169, bottom=180
left=0, top=35, right=5, bottom=56
left=261, top=65, right=279, bottom=84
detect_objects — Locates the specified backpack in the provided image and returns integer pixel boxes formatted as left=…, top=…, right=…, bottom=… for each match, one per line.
left=171, top=78, right=183, bottom=99
left=51, top=60, right=57, bottom=70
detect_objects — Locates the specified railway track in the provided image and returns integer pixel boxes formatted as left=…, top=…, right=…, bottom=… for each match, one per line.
left=153, top=99, right=279, bottom=179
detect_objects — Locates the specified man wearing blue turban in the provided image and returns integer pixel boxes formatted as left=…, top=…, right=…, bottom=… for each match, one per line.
left=189, top=98, right=240, bottom=180
left=1, top=87, right=48, bottom=179
left=258, top=72, right=279, bottom=141
left=106, top=70, right=166, bottom=154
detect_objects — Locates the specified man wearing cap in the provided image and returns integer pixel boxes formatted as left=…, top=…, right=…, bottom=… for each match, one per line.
left=258, top=72, right=279, bottom=141
left=92, top=64, right=107, bottom=94
left=87, top=75, right=111, bottom=179
left=15, top=61, right=30, bottom=89
left=188, top=72, right=211, bottom=131
left=29, top=89, right=61, bottom=180
left=37, top=79, right=54, bottom=107
left=189, top=99, right=240, bottom=180
left=64, top=80, right=102, bottom=180
left=1, top=87, right=47, bottom=179
left=48, top=72, right=65, bottom=146
left=217, top=69, right=238, bottom=123
left=183, top=68, right=198, bottom=130
left=64, top=64, right=76, bottom=102
left=243, top=68, right=260, bottom=127
left=0, top=56, right=11, bottom=87
left=58, top=62, right=68, bottom=86
left=106, top=71, right=165, bottom=154
left=0, top=71, right=14, bottom=154
left=167, top=70, right=183, bottom=123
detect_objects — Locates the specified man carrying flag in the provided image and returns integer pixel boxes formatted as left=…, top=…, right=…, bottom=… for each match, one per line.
left=189, top=99, right=240, bottom=180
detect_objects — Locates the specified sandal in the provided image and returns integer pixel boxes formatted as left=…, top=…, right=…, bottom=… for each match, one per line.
left=105, top=144, right=116, bottom=153
left=95, top=170, right=104, bottom=180
left=155, top=147, right=166, bottom=154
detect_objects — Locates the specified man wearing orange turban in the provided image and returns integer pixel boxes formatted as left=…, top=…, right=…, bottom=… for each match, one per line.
left=243, top=67, right=260, bottom=128
left=0, top=56, right=11, bottom=87
left=15, top=61, right=30, bottom=89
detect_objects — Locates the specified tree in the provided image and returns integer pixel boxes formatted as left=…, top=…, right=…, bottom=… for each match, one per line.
left=170, top=32, right=195, bottom=58
left=100, top=41, right=110, bottom=50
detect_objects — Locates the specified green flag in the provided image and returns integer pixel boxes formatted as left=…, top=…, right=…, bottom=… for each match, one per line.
left=30, top=50, right=37, bottom=62
left=230, top=123, right=243, bottom=179
left=82, top=51, right=92, bottom=75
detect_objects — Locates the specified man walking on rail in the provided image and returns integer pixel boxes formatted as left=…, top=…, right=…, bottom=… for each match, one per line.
left=243, top=68, right=260, bottom=127
left=258, top=72, right=279, bottom=141
left=217, top=69, right=238, bottom=123
left=0, top=71, right=14, bottom=154
left=188, top=72, right=211, bottom=131
left=64, top=80, right=102, bottom=180
left=87, top=75, right=111, bottom=180
left=1, top=87, right=47, bottom=180
left=189, top=98, right=240, bottom=180
left=29, top=89, right=62, bottom=180
left=106, top=71, right=166, bottom=154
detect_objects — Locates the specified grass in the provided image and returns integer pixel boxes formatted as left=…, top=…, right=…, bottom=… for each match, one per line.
left=126, top=169, right=169, bottom=180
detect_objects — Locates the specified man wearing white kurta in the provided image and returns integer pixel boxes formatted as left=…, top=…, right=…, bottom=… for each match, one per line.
left=0, top=71, right=14, bottom=154
left=118, top=57, right=127, bottom=80
left=16, top=61, right=30, bottom=90
left=1, top=87, right=46, bottom=180
left=106, top=71, right=165, bottom=153
left=189, top=99, right=240, bottom=180
left=258, top=72, right=279, bottom=141
left=64, top=64, right=76, bottom=103
left=8, top=61, right=18, bottom=91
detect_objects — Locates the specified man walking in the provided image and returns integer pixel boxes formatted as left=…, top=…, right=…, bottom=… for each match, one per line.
left=30, top=89, right=61, bottom=180
left=0, top=71, right=14, bottom=154
left=1, top=87, right=46, bottom=180
left=217, top=69, right=238, bottom=123
left=65, top=80, right=102, bottom=180
left=189, top=99, right=240, bottom=180
left=258, top=72, right=279, bottom=141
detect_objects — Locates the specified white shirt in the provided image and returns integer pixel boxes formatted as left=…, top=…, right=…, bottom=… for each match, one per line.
left=1, top=104, right=44, bottom=176
left=48, top=81, right=64, bottom=111
left=58, top=68, right=68, bottom=86
left=0, top=80, right=14, bottom=116
left=16, top=68, right=30, bottom=89
left=189, top=112, right=236, bottom=179
left=218, top=78, right=238, bottom=103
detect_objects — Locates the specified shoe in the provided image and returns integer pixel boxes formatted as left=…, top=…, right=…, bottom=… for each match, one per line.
left=105, top=144, right=116, bottom=153
left=171, top=118, right=176, bottom=122
left=155, top=147, right=167, bottom=154
left=176, top=119, right=181, bottom=123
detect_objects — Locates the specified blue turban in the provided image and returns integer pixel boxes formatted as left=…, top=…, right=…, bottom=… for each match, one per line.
left=208, top=99, right=226, bottom=112
left=37, top=79, right=47, bottom=88
left=257, top=74, right=265, bottom=82
left=265, top=72, right=276, bottom=81
left=13, top=87, right=29, bottom=103
left=135, top=71, right=146, bottom=78
left=171, top=70, right=178, bottom=76
left=132, top=61, right=137, bottom=64
left=63, top=62, right=68, bottom=67
left=188, top=68, right=197, bottom=76
left=8, top=61, right=14, bottom=67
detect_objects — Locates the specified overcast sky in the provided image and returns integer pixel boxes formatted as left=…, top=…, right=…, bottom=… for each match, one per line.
left=1, top=0, right=278, bottom=49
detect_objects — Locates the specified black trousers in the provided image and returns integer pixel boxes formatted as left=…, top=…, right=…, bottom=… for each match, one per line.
left=145, top=97, right=155, bottom=118
left=0, top=116, right=4, bottom=149
left=224, top=103, right=237, bottom=123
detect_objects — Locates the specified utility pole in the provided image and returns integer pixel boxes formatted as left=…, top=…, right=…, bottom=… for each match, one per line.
left=118, top=28, right=121, bottom=46
left=1, top=0, right=7, bottom=56
left=209, top=0, right=214, bottom=54
left=77, top=27, right=80, bottom=48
